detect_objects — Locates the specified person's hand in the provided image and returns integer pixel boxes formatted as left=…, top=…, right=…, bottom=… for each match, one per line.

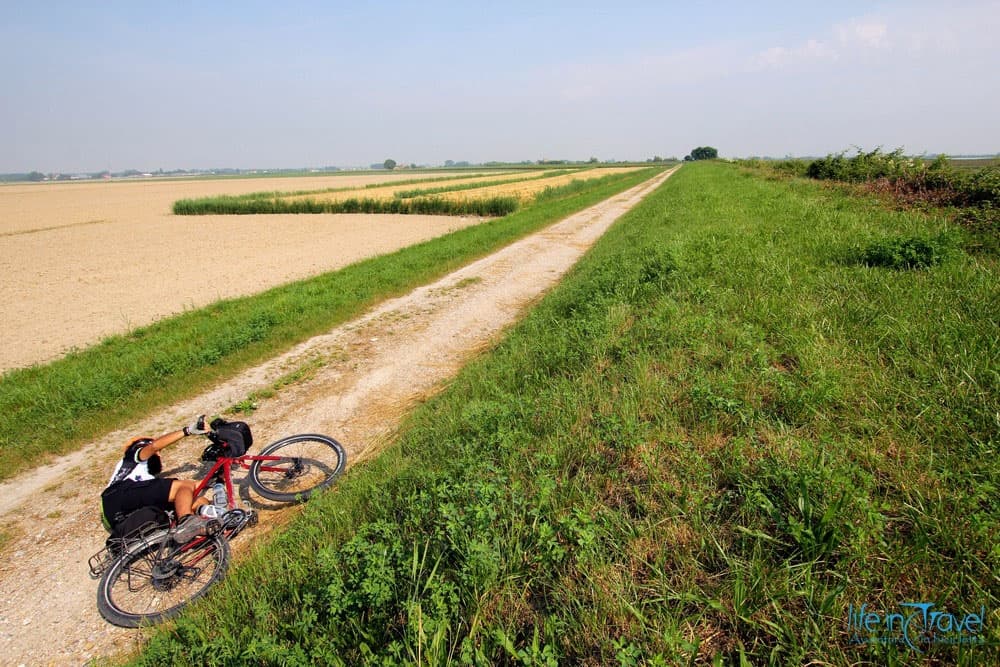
left=183, top=415, right=210, bottom=436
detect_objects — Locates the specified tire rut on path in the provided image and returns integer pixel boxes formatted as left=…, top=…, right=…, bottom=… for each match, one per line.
left=0, top=166, right=677, bottom=666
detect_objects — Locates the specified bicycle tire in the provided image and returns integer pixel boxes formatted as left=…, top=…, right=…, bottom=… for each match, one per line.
left=96, top=529, right=230, bottom=628
left=248, top=433, right=346, bottom=502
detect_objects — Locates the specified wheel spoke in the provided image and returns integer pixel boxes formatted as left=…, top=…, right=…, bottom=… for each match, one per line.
left=249, top=434, right=345, bottom=502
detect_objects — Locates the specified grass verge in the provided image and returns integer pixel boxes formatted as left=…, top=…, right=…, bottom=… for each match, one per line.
left=131, top=161, right=997, bottom=665
left=0, top=168, right=660, bottom=481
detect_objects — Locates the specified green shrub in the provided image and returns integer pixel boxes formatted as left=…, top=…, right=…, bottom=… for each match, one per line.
left=858, top=233, right=956, bottom=269
left=805, top=149, right=1000, bottom=210
left=962, top=166, right=1000, bottom=205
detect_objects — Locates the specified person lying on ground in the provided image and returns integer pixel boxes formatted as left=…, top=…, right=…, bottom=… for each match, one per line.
left=101, top=415, right=218, bottom=542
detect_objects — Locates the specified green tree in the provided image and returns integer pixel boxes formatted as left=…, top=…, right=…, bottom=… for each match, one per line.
left=688, top=146, right=718, bottom=160
left=383, top=159, right=397, bottom=170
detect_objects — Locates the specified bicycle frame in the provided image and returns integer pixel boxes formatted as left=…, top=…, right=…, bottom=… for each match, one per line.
left=192, top=453, right=288, bottom=510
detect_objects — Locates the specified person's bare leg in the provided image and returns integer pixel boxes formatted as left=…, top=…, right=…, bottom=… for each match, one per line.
left=168, top=480, right=195, bottom=517
left=167, top=479, right=216, bottom=541
left=168, top=479, right=210, bottom=517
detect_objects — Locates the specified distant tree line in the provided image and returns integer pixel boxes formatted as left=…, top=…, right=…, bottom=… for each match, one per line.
left=0, top=171, right=46, bottom=182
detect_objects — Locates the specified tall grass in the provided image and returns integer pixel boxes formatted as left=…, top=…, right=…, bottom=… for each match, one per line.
left=0, top=168, right=660, bottom=481
left=173, top=195, right=519, bottom=217
left=130, top=162, right=998, bottom=664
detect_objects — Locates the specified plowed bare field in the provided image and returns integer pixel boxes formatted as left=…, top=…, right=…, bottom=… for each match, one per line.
left=0, top=173, right=500, bottom=372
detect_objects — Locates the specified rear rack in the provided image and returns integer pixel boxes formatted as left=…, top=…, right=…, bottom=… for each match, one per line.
left=88, top=523, right=170, bottom=579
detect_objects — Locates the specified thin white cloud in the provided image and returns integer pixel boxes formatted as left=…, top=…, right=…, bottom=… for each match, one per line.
left=549, top=44, right=738, bottom=102
left=751, top=3, right=999, bottom=70
left=835, top=19, right=890, bottom=50
left=751, top=15, right=890, bottom=70
left=751, top=38, right=838, bottom=70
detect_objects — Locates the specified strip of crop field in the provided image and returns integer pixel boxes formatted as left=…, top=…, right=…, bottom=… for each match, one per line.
left=0, top=168, right=660, bottom=481
left=393, top=169, right=578, bottom=199
left=174, top=194, right=521, bottom=216
left=131, top=162, right=998, bottom=664
left=172, top=171, right=521, bottom=212
left=173, top=169, right=642, bottom=216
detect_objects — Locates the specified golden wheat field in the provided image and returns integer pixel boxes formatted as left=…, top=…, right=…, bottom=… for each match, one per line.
left=0, top=172, right=500, bottom=372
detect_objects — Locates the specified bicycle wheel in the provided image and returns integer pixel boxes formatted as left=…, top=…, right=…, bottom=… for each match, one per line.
left=96, top=530, right=230, bottom=628
left=248, top=433, right=346, bottom=502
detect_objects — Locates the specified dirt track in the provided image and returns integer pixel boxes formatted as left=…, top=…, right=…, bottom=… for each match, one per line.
left=0, top=167, right=676, bottom=665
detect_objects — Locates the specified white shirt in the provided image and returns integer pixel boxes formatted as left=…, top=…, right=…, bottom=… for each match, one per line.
left=107, top=440, right=156, bottom=486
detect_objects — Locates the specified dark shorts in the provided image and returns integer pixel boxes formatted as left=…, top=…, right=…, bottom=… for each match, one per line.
left=101, top=478, right=175, bottom=525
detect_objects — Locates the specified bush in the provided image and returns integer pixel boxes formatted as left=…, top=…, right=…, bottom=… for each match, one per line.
left=806, top=148, right=1000, bottom=212
left=805, top=147, right=914, bottom=182
left=962, top=166, right=1000, bottom=205
left=858, top=233, right=956, bottom=269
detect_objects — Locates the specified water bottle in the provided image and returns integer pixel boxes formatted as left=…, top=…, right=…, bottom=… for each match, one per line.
left=212, top=482, right=227, bottom=509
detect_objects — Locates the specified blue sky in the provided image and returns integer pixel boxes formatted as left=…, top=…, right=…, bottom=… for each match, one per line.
left=2, top=1, right=997, bottom=172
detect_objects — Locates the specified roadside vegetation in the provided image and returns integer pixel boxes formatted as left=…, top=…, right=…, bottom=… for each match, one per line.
left=130, top=162, right=998, bottom=664
left=743, top=147, right=999, bottom=256
left=0, top=168, right=659, bottom=481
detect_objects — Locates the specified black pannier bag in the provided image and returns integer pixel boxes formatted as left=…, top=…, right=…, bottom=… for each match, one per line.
left=106, top=505, right=170, bottom=548
left=202, top=418, right=254, bottom=460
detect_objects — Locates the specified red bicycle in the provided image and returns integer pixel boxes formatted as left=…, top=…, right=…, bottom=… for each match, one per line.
left=90, top=425, right=346, bottom=628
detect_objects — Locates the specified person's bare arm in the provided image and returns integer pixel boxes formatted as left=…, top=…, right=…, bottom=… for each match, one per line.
left=137, top=415, right=209, bottom=461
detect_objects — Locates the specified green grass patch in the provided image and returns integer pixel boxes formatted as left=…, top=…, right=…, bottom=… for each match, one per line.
left=173, top=194, right=520, bottom=217
left=0, top=168, right=660, bottom=481
left=228, top=355, right=327, bottom=415
left=743, top=150, right=999, bottom=260
left=130, top=161, right=997, bottom=665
